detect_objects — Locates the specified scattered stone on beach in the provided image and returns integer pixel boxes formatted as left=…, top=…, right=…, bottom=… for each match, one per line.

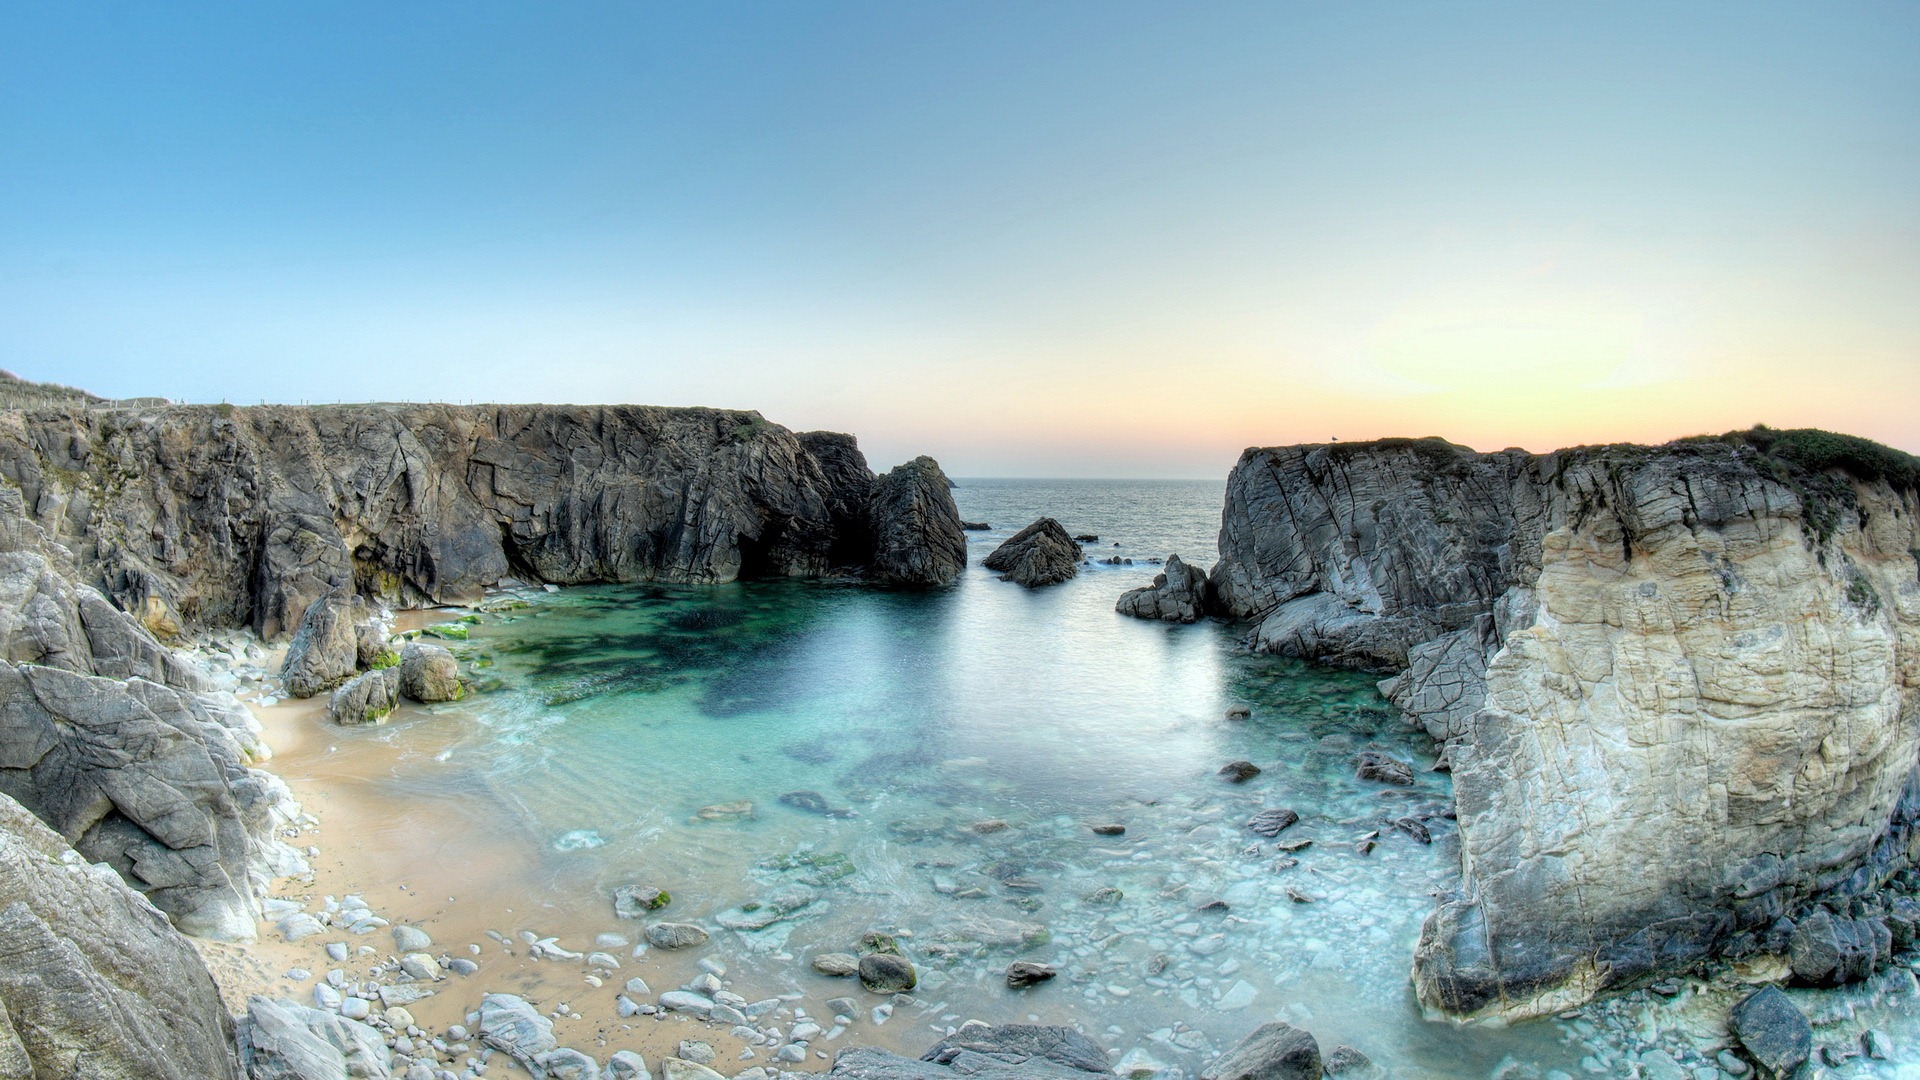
left=479, top=993, right=557, bottom=1070
left=1731, top=986, right=1812, bottom=1077
left=392, top=925, right=432, bottom=952
left=982, top=518, right=1083, bottom=587
left=607, top=1051, right=651, bottom=1080
left=658, top=991, right=714, bottom=1017
left=695, top=800, right=754, bottom=821
left=614, top=885, right=671, bottom=918
left=1246, top=808, right=1299, bottom=836
left=778, top=790, right=854, bottom=818
left=646, top=922, right=710, bottom=949
left=1219, top=760, right=1261, bottom=783
left=1090, top=823, right=1127, bottom=836
left=812, top=952, right=860, bottom=977
left=948, top=914, right=1051, bottom=948
left=398, top=641, right=463, bottom=702
left=1353, top=750, right=1414, bottom=785
left=1276, top=837, right=1313, bottom=853
left=677, top=1040, right=717, bottom=1065
left=858, top=953, right=917, bottom=993
left=1006, top=961, right=1057, bottom=989
left=1202, top=1021, right=1321, bottom=1080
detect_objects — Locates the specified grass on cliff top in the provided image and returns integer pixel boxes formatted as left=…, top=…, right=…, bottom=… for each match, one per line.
left=1728, top=426, right=1920, bottom=493
left=0, top=370, right=103, bottom=409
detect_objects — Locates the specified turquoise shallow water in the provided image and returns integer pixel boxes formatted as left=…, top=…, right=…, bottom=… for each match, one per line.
left=362, top=481, right=1920, bottom=1078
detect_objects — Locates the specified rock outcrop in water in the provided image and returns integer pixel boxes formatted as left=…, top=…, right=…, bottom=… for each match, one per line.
left=0, top=789, right=241, bottom=1078
left=868, top=456, right=969, bottom=588
left=1115, top=553, right=1211, bottom=622
left=982, top=518, right=1081, bottom=587
left=1209, top=429, right=1920, bottom=1020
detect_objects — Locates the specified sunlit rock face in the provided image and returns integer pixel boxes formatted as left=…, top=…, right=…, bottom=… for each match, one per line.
left=1212, top=431, right=1920, bottom=1020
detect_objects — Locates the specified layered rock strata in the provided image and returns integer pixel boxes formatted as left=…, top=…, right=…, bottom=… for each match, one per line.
left=1208, top=430, right=1920, bottom=1020
left=0, top=789, right=241, bottom=1078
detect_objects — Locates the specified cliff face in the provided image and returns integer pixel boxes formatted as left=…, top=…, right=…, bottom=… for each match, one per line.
left=0, top=403, right=962, bottom=641
left=1210, top=431, right=1920, bottom=1020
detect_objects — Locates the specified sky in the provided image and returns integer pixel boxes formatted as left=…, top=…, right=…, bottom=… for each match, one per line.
left=1, top=3, right=1916, bottom=477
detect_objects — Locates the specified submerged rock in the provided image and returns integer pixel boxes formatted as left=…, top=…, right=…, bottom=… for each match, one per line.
left=982, top=518, right=1082, bottom=587
left=812, top=952, right=860, bottom=977
left=1323, top=1045, right=1371, bottom=1074
left=1219, top=760, right=1262, bottom=783
left=1115, top=553, right=1212, bottom=623
left=646, top=922, right=711, bottom=949
left=779, top=790, right=854, bottom=817
left=1006, top=961, right=1056, bottom=988
left=1202, top=1021, right=1322, bottom=1080
left=1247, top=808, right=1300, bottom=836
left=1352, top=750, right=1413, bottom=786
left=858, top=953, right=917, bottom=993
left=614, top=885, right=671, bottom=917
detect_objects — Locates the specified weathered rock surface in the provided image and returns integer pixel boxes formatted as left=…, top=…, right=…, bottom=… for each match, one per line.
left=0, top=789, right=240, bottom=1079
left=983, top=519, right=1081, bottom=588
left=327, top=666, right=400, bottom=726
left=280, top=587, right=361, bottom=698
left=236, top=995, right=392, bottom=1080
left=867, top=457, right=967, bottom=588
left=397, top=641, right=461, bottom=702
left=1729, top=985, right=1811, bottom=1077
left=1211, top=430, right=1920, bottom=1020
left=1200, top=1021, right=1321, bottom=1080
left=1115, top=553, right=1210, bottom=622
left=830, top=1023, right=1109, bottom=1080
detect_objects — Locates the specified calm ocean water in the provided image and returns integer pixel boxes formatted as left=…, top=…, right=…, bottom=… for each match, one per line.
left=332, top=480, right=1920, bottom=1078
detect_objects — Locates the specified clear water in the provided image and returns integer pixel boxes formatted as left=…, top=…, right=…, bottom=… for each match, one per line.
left=347, top=480, right=1920, bottom=1079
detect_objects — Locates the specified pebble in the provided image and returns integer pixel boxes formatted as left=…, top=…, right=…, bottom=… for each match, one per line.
left=393, top=926, right=433, bottom=952
left=326, top=942, right=350, bottom=963
left=341, top=998, right=372, bottom=1020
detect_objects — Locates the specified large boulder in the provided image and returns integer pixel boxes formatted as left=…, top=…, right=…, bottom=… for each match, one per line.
left=1729, top=986, right=1811, bottom=1078
left=1787, top=909, right=1890, bottom=986
left=1115, top=553, right=1211, bottom=622
left=0, top=790, right=240, bottom=1079
left=867, top=457, right=967, bottom=588
left=982, top=519, right=1081, bottom=588
left=398, top=641, right=461, bottom=703
left=279, top=587, right=360, bottom=698
left=327, top=667, right=401, bottom=726
left=1201, top=1022, right=1322, bottom=1080
left=479, top=993, right=557, bottom=1073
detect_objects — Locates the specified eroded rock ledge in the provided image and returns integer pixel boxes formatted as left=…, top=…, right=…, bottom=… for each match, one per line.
left=1201, top=429, right=1920, bottom=1021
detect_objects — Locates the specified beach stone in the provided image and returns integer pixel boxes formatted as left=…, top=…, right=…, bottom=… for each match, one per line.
left=398, top=642, right=463, bottom=703
left=398, top=953, right=441, bottom=981
left=446, top=958, right=477, bottom=976
left=393, top=926, right=433, bottom=952
left=613, top=885, right=671, bottom=917
left=1115, top=553, right=1213, bottom=623
left=678, top=1041, right=717, bottom=1065
left=279, top=913, right=326, bottom=942
left=1084, top=887, right=1123, bottom=905
left=1007, top=961, right=1057, bottom=989
left=607, top=1050, right=652, bottom=1080
left=1323, top=1046, right=1371, bottom=1074
left=1224, top=703, right=1252, bottom=720
left=1730, top=986, right=1811, bottom=1078
left=238, top=996, right=394, bottom=1080
left=949, top=915, right=1050, bottom=947
left=1216, top=980, right=1257, bottom=1010
left=340, top=997, right=371, bottom=1021
left=1246, top=808, right=1300, bottom=837
left=535, top=1048, right=600, bottom=1080
left=982, top=518, right=1082, bottom=587
left=478, top=993, right=556, bottom=1070
left=813, top=953, right=860, bottom=977
left=1352, top=750, right=1413, bottom=786
left=1865, top=1029, right=1893, bottom=1060
left=646, top=922, right=710, bottom=949
left=1201, top=1021, right=1321, bottom=1080
left=1219, top=760, right=1261, bottom=783
left=970, top=819, right=1010, bottom=834
left=664, top=1058, right=727, bottom=1080
left=858, top=953, right=918, bottom=993
left=658, top=992, right=714, bottom=1017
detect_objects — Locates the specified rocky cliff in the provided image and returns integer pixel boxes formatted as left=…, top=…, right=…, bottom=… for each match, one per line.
left=0, top=402, right=964, bottom=643
left=1207, top=429, right=1920, bottom=1020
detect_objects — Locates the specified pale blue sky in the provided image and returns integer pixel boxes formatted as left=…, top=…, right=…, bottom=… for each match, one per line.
left=3, top=3, right=1916, bottom=475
